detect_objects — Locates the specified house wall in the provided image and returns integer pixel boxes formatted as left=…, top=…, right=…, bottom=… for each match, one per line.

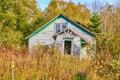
left=55, top=33, right=80, bottom=55
left=28, top=17, right=66, bottom=51
left=28, top=17, right=95, bottom=55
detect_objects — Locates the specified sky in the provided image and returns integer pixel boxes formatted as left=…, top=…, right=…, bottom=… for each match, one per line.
left=37, top=0, right=115, bottom=11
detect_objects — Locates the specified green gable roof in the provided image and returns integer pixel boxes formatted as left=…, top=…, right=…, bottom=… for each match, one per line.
left=26, top=13, right=95, bottom=39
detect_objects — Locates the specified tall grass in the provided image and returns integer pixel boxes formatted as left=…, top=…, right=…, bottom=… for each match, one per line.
left=0, top=45, right=119, bottom=80
left=0, top=46, right=90, bottom=80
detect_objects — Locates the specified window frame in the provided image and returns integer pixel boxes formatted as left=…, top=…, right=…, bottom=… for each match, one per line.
left=55, top=23, right=61, bottom=33
left=54, top=23, right=68, bottom=33
left=61, top=23, right=68, bottom=30
left=62, top=37, right=73, bottom=55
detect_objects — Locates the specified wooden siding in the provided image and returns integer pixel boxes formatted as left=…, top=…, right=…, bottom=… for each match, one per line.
left=28, top=16, right=95, bottom=56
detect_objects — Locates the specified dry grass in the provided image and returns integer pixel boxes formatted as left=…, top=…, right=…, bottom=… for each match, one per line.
left=0, top=46, right=90, bottom=80
left=0, top=45, right=119, bottom=80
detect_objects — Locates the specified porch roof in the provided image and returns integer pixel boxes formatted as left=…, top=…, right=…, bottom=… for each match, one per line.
left=53, top=28, right=78, bottom=37
left=52, top=28, right=88, bottom=42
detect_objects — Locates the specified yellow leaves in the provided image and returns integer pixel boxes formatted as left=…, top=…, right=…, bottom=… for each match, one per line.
left=5, top=10, right=16, bottom=23
left=4, top=10, right=17, bottom=29
left=11, top=61, right=15, bottom=69
left=0, top=55, right=3, bottom=62
left=5, top=10, right=16, bottom=19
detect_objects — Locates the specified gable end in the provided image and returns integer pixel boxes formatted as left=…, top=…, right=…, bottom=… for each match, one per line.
left=26, top=14, right=95, bottom=39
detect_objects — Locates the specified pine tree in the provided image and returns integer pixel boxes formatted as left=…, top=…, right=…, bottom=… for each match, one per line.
left=88, top=12, right=101, bottom=33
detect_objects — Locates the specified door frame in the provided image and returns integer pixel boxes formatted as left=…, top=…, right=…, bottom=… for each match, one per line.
left=62, top=38, right=73, bottom=55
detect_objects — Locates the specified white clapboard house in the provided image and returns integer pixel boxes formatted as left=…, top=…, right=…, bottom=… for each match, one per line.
left=26, top=14, right=96, bottom=57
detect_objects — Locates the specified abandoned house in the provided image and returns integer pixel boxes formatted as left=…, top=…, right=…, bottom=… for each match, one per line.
left=26, top=14, right=96, bottom=57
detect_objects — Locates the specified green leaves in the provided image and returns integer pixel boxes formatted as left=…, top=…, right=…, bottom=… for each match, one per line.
left=0, top=28, right=23, bottom=47
left=88, top=12, right=101, bottom=33
left=0, top=0, right=43, bottom=47
left=5, top=11, right=17, bottom=29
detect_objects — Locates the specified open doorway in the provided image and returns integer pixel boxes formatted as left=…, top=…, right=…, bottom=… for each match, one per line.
left=64, top=40, right=72, bottom=55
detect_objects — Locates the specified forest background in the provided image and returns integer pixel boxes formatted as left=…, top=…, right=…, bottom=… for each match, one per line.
left=0, top=0, right=119, bottom=80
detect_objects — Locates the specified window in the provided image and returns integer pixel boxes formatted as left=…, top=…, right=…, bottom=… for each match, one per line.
left=62, top=23, right=67, bottom=30
left=56, top=23, right=61, bottom=33
left=55, top=23, right=68, bottom=33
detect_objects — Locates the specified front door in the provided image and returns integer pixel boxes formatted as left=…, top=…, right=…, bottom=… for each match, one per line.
left=64, top=40, right=72, bottom=55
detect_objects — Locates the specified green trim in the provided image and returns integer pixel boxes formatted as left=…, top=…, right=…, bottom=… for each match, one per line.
left=26, top=14, right=60, bottom=39
left=26, top=13, right=95, bottom=39
left=62, top=38, right=73, bottom=55
left=63, top=37, right=73, bottom=40
left=61, top=14, right=95, bottom=37
left=79, top=38, right=82, bottom=58
left=54, top=23, right=56, bottom=34
left=82, top=42, right=86, bottom=43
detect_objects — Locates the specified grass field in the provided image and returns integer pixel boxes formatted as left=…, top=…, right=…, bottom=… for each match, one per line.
left=0, top=45, right=119, bottom=80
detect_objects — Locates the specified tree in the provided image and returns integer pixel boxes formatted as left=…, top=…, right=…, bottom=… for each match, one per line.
left=0, top=0, right=43, bottom=47
left=45, top=0, right=61, bottom=18
left=45, top=0, right=91, bottom=25
left=88, top=12, right=101, bottom=33
left=76, top=2, right=91, bottom=25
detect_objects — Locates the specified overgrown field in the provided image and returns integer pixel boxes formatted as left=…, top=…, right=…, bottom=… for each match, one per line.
left=0, top=45, right=119, bottom=80
left=0, top=0, right=120, bottom=80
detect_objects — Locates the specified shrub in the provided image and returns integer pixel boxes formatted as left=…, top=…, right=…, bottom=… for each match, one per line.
left=72, top=71, right=87, bottom=80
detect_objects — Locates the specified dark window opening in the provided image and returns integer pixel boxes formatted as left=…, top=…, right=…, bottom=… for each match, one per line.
left=64, top=40, right=71, bottom=55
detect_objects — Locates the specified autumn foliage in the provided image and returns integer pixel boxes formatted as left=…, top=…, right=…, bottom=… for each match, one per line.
left=0, top=0, right=120, bottom=80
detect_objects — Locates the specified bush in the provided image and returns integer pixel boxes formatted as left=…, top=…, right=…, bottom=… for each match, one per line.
left=72, top=71, right=87, bottom=80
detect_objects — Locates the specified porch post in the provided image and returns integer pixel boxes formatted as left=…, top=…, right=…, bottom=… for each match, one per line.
left=62, top=39, right=64, bottom=55
left=79, top=38, right=82, bottom=58
left=71, top=40, right=73, bottom=56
